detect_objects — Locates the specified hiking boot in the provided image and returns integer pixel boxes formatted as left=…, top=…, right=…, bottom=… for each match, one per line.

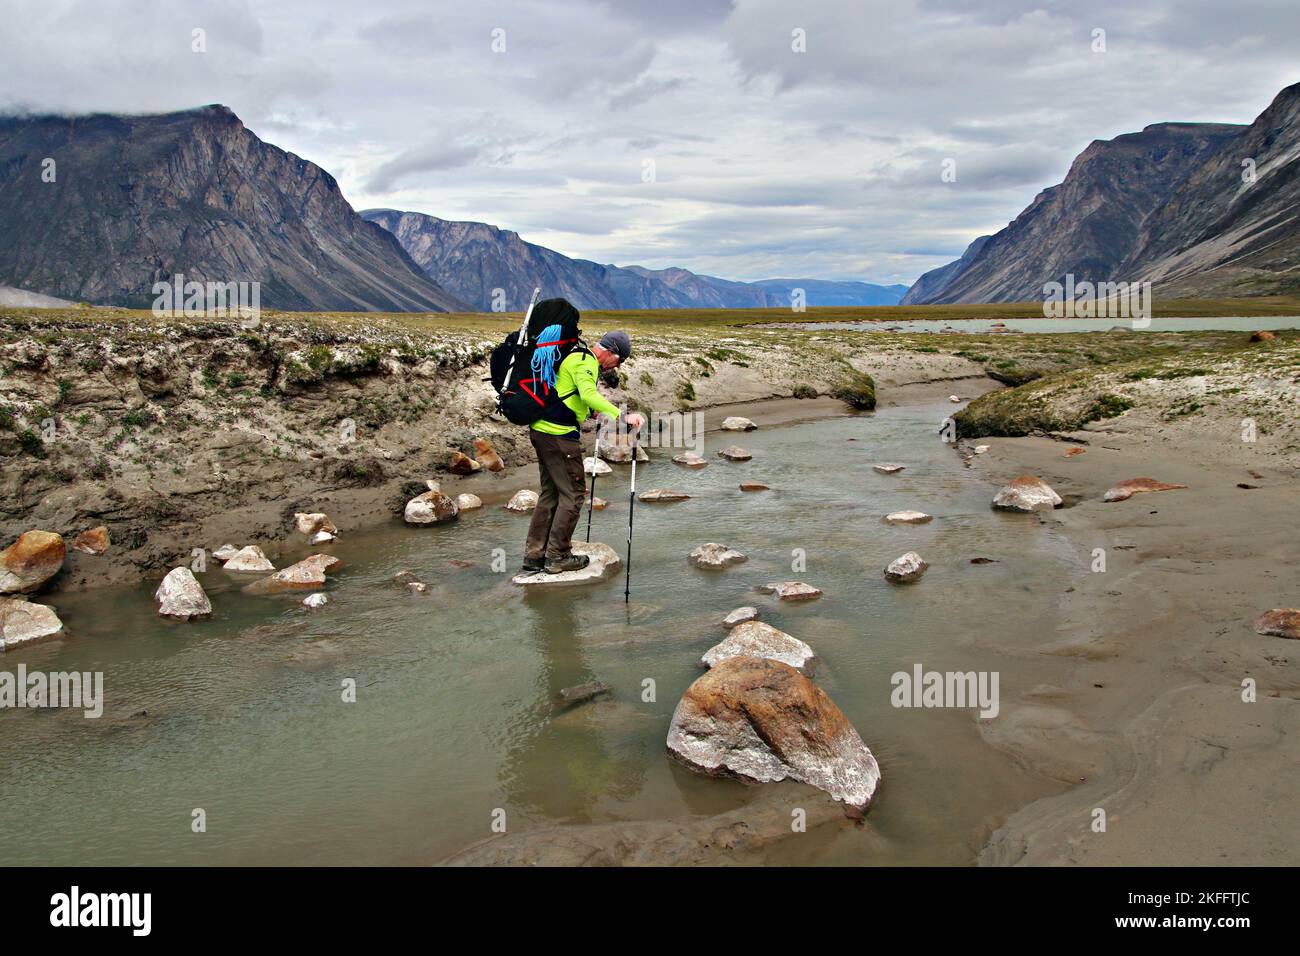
left=545, top=553, right=591, bottom=574
left=520, top=556, right=546, bottom=573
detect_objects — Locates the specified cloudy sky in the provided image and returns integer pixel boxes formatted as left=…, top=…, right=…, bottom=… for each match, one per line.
left=1, top=0, right=1296, bottom=285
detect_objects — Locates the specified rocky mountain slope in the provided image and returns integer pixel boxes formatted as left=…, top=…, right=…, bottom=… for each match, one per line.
left=0, top=106, right=469, bottom=312
left=363, top=208, right=907, bottom=311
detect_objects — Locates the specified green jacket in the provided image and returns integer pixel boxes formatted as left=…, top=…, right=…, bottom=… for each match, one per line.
left=531, top=351, right=622, bottom=435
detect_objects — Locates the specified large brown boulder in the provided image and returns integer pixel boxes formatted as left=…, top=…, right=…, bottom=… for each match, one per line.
left=1254, top=609, right=1300, bottom=640
left=992, top=475, right=1062, bottom=512
left=449, top=451, right=481, bottom=475
left=404, top=489, right=460, bottom=524
left=155, top=567, right=212, bottom=619
left=0, top=531, right=66, bottom=594
left=1250, top=330, right=1277, bottom=342
left=72, top=526, right=111, bottom=555
left=474, top=438, right=505, bottom=472
left=666, top=656, right=881, bottom=815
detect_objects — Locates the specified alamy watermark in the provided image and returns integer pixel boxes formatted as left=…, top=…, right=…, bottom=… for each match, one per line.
left=0, top=665, right=103, bottom=718
left=598, top=406, right=705, bottom=457
left=1043, top=274, right=1152, bottom=328
left=891, top=663, right=999, bottom=718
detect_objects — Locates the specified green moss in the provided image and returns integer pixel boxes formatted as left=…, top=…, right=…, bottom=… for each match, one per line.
left=792, top=383, right=819, bottom=399
left=677, top=380, right=696, bottom=402
left=639, top=371, right=654, bottom=386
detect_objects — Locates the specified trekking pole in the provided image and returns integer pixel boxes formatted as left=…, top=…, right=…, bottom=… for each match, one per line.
left=624, top=438, right=639, bottom=604
left=585, top=463, right=597, bottom=543
left=500, top=287, right=542, bottom=394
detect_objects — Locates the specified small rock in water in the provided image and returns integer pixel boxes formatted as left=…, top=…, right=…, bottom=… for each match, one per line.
left=973, top=445, right=989, bottom=455
left=885, top=551, right=928, bottom=583
left=1102, top=477, right=1188, bottom=502
left=884, top=510, right=932, bottom=524
left=718, top=446, right=752, bottom=461
left=720, top=416, right=757, bottom=431
left=590, top=497, right=609, bottom=510
left=597, top=435, right=648, bottom=463
left=405, top=489, right=460, bottom=524
left=505, top=489, right=539, bottom=512
left=755, top=581, right=822, bottom=601
left=970, top=557, right=998, bottom=564
left=310, top=530, right=336, bottom=545
left=672, top=452, right=708, bottom=469
left=688, top=543, right=747, bottom=569
left=992, top=475, right=1062, bottom=512
left=739, top=480, right=769, bottom=491
left=474, top=438, right=505, bottom=472
left=407, top=581, right=429, bottom=595
left=584, top=457, right=612, bottom=476
left=666, top=656, right=880, bottom=815
left=722, top=606, right=759, bottom=628
left=558, top=681, right=611, bottom=706
left=449, top=451, right=481, bottom=475
left=455, top=493, right=483, bottom=511
left=1065, top=447, right=1086, bottom=457
left=639, top=489, right=690, bottom=502
left=873, top=463, right=905, bottom=474
left=213, top=544, right=240, bottom=562
left=0, top=596, right=65, bottom=648
left=223, top=545, right=276, bottom=572
left=948, top=395, right=962, bottom=403
left=0, top=530, right=66, bottom=595
left=1254, top=609, right=1300, bottom=640
left=155, top=567, right=212, bottom=619
left=244, top=554, right=342, bottom=595
left=303, top=593, right=328, bottom=609
left=294, top=513, right=337, bottom=536
left=701, top=621, right=815, bottom=673
left=72, top=526, right=111, bottom=555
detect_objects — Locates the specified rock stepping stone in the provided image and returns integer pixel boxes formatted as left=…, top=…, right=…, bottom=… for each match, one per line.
left=639, top=489, right=690, bottom=502
left=755, top=581, right=822, bottom=601
left=590, top=497, right=609, bottom=510
left=0, top=596, right=65, bottom=648
left=585, top=457, right=612, bottom=476
left=992, top=475, right=1062, bottom=512
left=666, top=656, right=880, bottom=815
left=740, top=481, right=769, bottom=491
left=718, top=446, right=752, bottom=462
left=243, top=554, right=342, bottom=595
left=294, top=513, right=337, bottom=537
left=672, top=452, right=708, bottom=468
left=505, top=489, right=539, bottom=512
left=873, top=463, right=905, bottom=474
left=688, top=543, right=747, bottom=569
left=405, top=488, right=460, bottom=524
left=511, top=542, right=621, bottom=587
left=1254, top=609, right=1300, bottom=639
left=884, top=551, right=928, bottom=583
left=1103, top=477, right=1188, bottom=502
left=455, top=493, right=483, bottom=511
left=303, top=593, right=328, bottom=609
left=884, top=511, right=932, bottom=524
left=155, top=567, right=212, bottom=619
left=722, top=606, right=759, bottom=628
left=597, top=436, right=648, bottom=463
left=720, top=416, right=757, bottom=431
left=701, top=621, right=815, bottom=674
left=223, top=545, right=275, bottom=572
left=213, top=544, right=239, bottom=561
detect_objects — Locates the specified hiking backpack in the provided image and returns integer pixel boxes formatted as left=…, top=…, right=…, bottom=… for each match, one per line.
left=489, top=297, right=590, bottom=426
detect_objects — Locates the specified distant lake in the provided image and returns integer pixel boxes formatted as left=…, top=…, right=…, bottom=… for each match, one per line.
left=770, top=315, right=1300, bottom=334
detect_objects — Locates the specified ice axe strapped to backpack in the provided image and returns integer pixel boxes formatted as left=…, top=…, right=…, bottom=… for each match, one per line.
left=489, top=291, right=591, bottom=427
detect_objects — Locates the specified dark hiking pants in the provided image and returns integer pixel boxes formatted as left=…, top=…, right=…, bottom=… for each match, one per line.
left=525, top=430, right=587, bottom=561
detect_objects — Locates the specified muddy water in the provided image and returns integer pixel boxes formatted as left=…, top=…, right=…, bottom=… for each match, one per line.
left=0, top=402, right=1076, bottom=865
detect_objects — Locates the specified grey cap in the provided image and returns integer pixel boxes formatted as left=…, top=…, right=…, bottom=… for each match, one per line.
left=599, top=330, right=632, bottom=362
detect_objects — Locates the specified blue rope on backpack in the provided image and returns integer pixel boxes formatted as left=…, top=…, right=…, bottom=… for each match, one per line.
left=530, top=323, right=564, bottom=390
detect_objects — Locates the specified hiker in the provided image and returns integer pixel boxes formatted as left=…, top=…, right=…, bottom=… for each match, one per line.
left=523, top=324, right=643, bottom=574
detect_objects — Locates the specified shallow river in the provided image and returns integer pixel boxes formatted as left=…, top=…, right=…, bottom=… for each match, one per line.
left=778, top=315, right=1300, bottom=334
left=1, top=402, right=1078, bottom=865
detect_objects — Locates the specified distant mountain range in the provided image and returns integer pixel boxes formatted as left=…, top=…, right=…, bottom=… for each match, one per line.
left=361, top=209, right=908, bottom=311
left=0, top=106, right=468, bottom=312
left=905, top=81, right=1300, bottom=303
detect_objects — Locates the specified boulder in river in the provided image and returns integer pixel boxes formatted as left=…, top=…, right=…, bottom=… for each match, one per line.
left=702, top=622, right=815, bottom=673
left=639, top=489, right=690, bottom=503
left=1102, top=477, right=1188, bottom=502
left=213, top=544, right=239, bottom=562
left=511, top=542, right=620, bottom=587
left=449, top=451, right=481, bottom=475
left=0, top=596, right=65, bottom=649
left=455, top=493, right=483, bottom=511
left=884, top=511, right=932, bottom=524
left=558, top=681, right=611, bottom=706
left=723, top=606, right=759, bottom=628
left=884, top=551, right=928, bottom=583
left=303, top=593, right=328, bottom=609
left=294, top=513, right=337, bottom=536
left=72, top=526, right=111, bottom=555
left=992, top=475, right=1062, bottom=512
left=505, top=489, right=539, bottom=512
left=1254, top=609, right=1300, bottom=639
left=0, top=530, right=66, bottom=594
left=584, top=456, right=612, bottom=476
left=717, top=446, right=752, bottom=461
left=155, top=567, right=212, bottom=619
left=672, top=452, right=708, bottom=469
left=739, top=481, right=769, bottom=491
left=688, top=543, right=747, bottom=569
left=474, top=437, right=505, bottom=471
left=311, top=530, right=337, bottom=545
left=223, top=545, right=276, bottom=572
left=597, top=435, right=648, bottom=463
left=721, top=416, right=757, bottom=431
left=666, top=656, right=880, bottom=815
left=243, top=554, right=342, bottom=595
left=873, top=463, right=905, bottom=474
left=405, top=489, right=460, bottom=524
left=590, top=497, right=609, bottom=510
left=755, top=581, right=822, bottom=601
